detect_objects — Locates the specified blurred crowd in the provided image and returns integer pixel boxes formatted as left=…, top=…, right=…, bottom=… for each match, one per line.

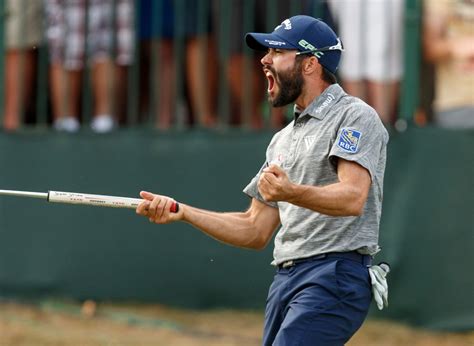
left=2, top=0, right=473, bottom=133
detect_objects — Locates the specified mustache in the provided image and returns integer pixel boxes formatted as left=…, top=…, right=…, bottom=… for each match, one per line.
left=263, top=65, right=277, bottom=76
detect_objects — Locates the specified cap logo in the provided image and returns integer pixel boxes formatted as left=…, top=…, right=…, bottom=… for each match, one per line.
left=265, top=39, right=286, bottom=46
left=298, top=40, right=324, bottom=58
left=274, top=19, right=292, bottom=31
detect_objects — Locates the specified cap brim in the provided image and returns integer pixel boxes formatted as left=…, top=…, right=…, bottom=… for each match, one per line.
left=245, top=32, right=298, bottom=51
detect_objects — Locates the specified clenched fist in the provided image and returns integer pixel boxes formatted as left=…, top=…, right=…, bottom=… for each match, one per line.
left=258, top=164, right=295, bottom=202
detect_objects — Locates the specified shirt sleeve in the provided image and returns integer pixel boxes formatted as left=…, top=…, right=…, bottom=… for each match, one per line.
left=242, top=161, right=278, bottom=208
left=329, top=105, right=389, bottom=181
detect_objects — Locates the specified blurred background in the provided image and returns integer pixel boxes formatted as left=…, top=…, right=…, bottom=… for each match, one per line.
left=0, top=0, right=473, bottom=344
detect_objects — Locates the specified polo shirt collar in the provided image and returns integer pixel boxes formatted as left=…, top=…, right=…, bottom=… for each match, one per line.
left=293, top=83, right=346, bottom=121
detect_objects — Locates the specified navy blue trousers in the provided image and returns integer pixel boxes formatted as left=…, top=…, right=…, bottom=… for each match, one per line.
left=263, top=253, right=372, bottom=346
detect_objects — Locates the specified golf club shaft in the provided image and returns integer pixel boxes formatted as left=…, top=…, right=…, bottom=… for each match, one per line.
left=0, top=189, right=48, bottom=199
left=0, top=189, right=179, bottom=212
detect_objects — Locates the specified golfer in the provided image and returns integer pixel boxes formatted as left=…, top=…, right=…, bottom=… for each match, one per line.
left=137, top=15, right=389, bottom=345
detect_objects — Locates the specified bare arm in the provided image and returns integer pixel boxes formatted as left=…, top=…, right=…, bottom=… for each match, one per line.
left=258, top=160, right=371, bottom=216
left=136, top=192, right=280, bottom=250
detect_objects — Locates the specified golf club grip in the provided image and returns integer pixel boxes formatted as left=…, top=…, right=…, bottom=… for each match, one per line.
left=47, top=191, right=179, bottom=213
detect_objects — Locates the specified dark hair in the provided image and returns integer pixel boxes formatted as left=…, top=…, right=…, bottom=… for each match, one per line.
left=321, top=67, right=337, bottom=84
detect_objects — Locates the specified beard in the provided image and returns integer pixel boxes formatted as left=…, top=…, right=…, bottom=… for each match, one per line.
left=267, top=59, right=304, bottom=108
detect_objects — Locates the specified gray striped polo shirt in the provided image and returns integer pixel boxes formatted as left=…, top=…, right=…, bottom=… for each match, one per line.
left=243, top=84, right=389, bottom=265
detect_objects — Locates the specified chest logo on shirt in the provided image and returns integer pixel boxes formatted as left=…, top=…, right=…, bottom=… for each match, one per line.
left=304, top=136, right=316, bottom=150
left=337, top=128, right=361, bottom=153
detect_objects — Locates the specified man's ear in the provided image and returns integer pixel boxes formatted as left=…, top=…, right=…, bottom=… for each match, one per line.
left=302, top=56, right=319, bottom=75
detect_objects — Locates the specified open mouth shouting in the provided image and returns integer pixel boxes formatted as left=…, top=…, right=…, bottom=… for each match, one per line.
left=264, top=68, right=277, bottom=98
left=262, top=61, right=305, bottom=108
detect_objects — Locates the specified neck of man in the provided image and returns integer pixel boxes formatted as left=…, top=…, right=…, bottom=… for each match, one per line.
left=295, top=79, right=332, bottom=110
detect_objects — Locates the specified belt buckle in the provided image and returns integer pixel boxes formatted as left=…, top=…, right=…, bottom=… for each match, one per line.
left=281, top=260, right=295, bottom=269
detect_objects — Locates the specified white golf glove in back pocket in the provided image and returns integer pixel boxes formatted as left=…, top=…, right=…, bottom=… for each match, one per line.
left=369, top=262, right=390, bottom=310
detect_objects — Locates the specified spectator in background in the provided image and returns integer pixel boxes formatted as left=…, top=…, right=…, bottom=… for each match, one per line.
left=3, top=0, right=42, bottom=132
left=423, top=0, right=474, bottom=129
left=184, top=0, right=218, bottom=128
left=222, top=0, right=289, bottom=129
left=138, top=0, right=174, bottom=128
left=139, top=0, right=217, bottom=129
left=328, top=0, right=404, bottom=126
left=45, top=0, right=134, bottom=133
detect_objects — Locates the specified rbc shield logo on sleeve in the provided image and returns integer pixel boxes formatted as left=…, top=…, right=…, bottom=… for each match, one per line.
left=337, top=128, right=362, bottom=153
